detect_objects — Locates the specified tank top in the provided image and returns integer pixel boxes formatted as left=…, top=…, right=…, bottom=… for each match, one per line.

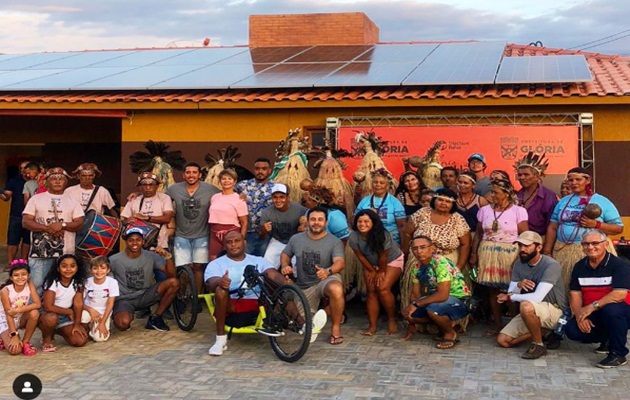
left=0, top=283, right=31, bottom=322
left=456, top=195, right=481, bottom=232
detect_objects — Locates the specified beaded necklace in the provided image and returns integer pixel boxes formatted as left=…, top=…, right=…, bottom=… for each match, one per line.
left=370, top=193, right=389, bottom=214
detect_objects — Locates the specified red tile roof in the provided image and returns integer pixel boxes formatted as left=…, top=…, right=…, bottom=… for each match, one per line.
left=0, top=44, right=628, bottom=105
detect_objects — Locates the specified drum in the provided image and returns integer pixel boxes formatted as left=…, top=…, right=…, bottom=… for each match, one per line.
left=126, top=219, right=160, bottom=249
left=76, top=210, right=123, bottom=259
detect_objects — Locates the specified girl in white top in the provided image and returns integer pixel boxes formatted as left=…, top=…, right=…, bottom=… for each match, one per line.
left=81, top=256, right=119, bottom=342
left=0, top=260, right=41, bottom=356
left=38, top=254, right=89, bottom=352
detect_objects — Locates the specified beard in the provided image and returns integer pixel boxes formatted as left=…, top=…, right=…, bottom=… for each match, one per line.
left=519, top=250, right=538, bottom=263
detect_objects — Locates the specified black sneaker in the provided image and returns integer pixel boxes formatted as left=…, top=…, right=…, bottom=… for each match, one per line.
left=596, top=354, right=627, bottom=369
left=135, top=308, right=151, bottom=319
left=594, top=342, right=608, bottom=354
left=145, top=314, right=170, bottom=332
left=543, top=333, right=563, bottom=350
left=522, top=343, right=548, bottom=359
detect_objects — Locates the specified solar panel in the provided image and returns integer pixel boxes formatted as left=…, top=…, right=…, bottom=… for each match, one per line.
left=150, top=63, right=275, bottom=89
left=89, top=49, right=194, bottom=68
left=0, top=69, right=72, bottom=88
left=4, top=67, right=137, bottom=90
left=217, top=47, right=312, bottom=64
left=495, top=55, right=592, bottom=84
left=289, top=46, right=373, bottom=62
left=403, top=41, right=506, bottom=85
left=75, top=66, right=203, bottom=89
left=151, top=47, right=249, bottom=66
left=27, top=50, right=139, bottom=69
left=0, top=53, right=80, bottom=70
left=315, top=61, right=419, bottom=87
left=356, top=44, right=438, bottom=62
left=231, top=63, right=347, bottom=88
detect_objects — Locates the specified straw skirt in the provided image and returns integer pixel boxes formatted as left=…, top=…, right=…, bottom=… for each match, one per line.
left=476, top=241, right=518, bottom=289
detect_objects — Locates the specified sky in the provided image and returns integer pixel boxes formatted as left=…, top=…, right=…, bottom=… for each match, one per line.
left=0, top=0, right=628, bottom=56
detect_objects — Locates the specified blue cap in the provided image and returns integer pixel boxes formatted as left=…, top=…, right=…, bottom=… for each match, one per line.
left=123, top=227, right=145, bottom=239
left=468, top=153, right=486, bottom=163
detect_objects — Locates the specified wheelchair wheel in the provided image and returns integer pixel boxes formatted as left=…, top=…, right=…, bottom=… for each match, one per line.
left=173, top=265, right=198, bottom=331
left=267, top=284, right=312, bottom=363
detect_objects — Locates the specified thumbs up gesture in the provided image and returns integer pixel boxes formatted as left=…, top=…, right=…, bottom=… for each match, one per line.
left=315, top=265, right=329, bottom=281
left=219, top=269, right=231, bottom=290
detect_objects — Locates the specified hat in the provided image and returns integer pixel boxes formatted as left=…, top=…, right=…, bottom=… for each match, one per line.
left=468, top=153, right=486, bottom=164
left=271, top=183, right=288, bottom=195
left=72, top=163, right=102, bottom=178
left=514, top=231, right=543, bottom=246
left=136, top=172, right=161, bottom=186
left=122, top=227, right=145, bottom=240
left=45, top=167, right=71, bottom=180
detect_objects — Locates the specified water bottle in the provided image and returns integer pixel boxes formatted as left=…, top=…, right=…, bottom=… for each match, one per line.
left=554, top=310, right=571, bottom=336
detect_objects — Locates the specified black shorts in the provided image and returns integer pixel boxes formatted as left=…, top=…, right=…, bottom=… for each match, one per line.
left=113, top=284, right=162, bottom=317
left=7, top=215, right=30, bottom=246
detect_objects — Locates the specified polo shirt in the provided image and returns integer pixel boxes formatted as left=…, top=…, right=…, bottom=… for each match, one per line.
left=569, top=252, right=630, bottom=306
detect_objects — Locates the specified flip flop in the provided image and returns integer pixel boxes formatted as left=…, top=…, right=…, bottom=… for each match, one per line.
left=436, top=338, right=460, bottom=350
left=329, top=335, right=344, bottom=345
left=42, top=342, right=57, bottom=353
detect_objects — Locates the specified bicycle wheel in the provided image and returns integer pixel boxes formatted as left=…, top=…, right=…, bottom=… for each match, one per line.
left=173, top=265, right=198, bottom=331
left=267, top=284, right=312, bottom=363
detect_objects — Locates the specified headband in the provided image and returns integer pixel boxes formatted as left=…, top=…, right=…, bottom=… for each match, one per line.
left=433, top=194, right=455, bottom=202
left=458, top=174, right=476, bottom=184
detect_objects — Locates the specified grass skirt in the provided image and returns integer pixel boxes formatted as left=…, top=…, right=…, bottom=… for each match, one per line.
left=476, top=241, right=518, bottom=289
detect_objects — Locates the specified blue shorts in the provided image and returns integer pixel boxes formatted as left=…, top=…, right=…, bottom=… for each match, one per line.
left=7, top=215, right=30, bottom=246
left=173, top=236, right=208, bottom=266
left=411, top=296, right=469, bottom=321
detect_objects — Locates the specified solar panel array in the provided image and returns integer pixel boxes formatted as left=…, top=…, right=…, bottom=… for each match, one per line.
left=0, top=42, right=592, bottom=91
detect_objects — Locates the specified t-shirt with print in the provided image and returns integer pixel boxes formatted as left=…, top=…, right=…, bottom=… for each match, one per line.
left=84, top=276, right=120, bottom=314
left=348, top=230, right=403, bottom=266
left=411, top=256, right=471, bottom=299
left=23, top=191, right=84, bottom=258
left=166, top=181, right=219, bottom=238
left=46, top=280, right=78, bottom=309
left=120, top=193, right=173, bottom=249
left=282, top=232, right=345, bottom=288
left=551, top=193, right=623, bottom=244
left=208, top=193, right=249, bottom=225
left=260, top=202, right=307, bottom=244
left=411, top=207, right=470, bottom=252
left=355, top=194, right=406, bottom=244
left=109, top=250, right=166, bottom=301
left=235, top=179, right=275, bottom=233
left=64, top=184, right=116, bottom=214
left=477, top=204, right=528, bottom=243
left=511, top=254, right=567, bottom=309
left=204, top=254, right=275, bottom=300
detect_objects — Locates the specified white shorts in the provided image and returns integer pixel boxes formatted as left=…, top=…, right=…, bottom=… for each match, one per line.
left=81, top=310, right=112, bottom=342
left=500, top=302, right=563, bottom=339
left=0, top=315, right=20, bottom=333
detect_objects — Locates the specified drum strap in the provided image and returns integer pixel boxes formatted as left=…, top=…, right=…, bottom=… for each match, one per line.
left=84, top=185, right=100, bottom=212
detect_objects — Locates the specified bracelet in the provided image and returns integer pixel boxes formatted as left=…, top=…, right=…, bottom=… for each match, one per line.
left=595, top=221, right=601, bottom=229
left=506, top=295, right=512, bottom=302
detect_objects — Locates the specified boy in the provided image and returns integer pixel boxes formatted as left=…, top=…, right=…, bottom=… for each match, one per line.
left=81, top=255, right=119, bottom=341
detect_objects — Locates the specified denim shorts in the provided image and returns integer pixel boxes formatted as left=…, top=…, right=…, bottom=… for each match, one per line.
left=411, top=295, right=469, bottom=321
left=173, top=236, right=208, bottom=266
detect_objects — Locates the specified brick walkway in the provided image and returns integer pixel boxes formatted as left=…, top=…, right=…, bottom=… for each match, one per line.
left=0, top=294, right=629, bottom=400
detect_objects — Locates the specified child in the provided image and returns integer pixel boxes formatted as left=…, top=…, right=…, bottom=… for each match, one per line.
left=81, top=256, right=119, bottom=341
left=38, top=254, right=88, bottom=351
left=0, top=259, right=41, bottom=356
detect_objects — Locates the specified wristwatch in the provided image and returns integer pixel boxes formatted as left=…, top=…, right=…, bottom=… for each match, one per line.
left=9, top=331, right=18, bottom=337
left=592, top=301, right=600, bottom=310
left=327, top=268, right=333, bottom=277
left=61, top=222, right=67, bottom=230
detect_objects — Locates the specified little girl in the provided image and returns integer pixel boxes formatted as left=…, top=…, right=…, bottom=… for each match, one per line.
left=38, top=254, right=88, bottom=351
left=0, top=259, right=40, bottom=356
left=81, top=256, right=119, bottom=342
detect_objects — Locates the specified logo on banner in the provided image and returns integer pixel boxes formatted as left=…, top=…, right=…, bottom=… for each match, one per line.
left=500, top=137, right=519, bottom=160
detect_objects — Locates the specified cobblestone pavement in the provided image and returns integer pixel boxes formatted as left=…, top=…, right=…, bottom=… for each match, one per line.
left=0, top=295, right=629, bottom=400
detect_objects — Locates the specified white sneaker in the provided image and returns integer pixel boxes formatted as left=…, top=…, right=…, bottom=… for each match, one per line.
left=310, top=309, right=328, bottom=343
left=208, top=335, right=228, bottom=356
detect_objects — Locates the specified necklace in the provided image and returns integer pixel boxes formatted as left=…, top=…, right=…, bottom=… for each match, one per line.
left=520, top=184, right=538, bottom=207
left=370, top=193, right=388, bottom=214
left=492, top=203, right=510, bottom=232
left=407, top=191, right=420, bottom=205
left=457, top=192, right=476, bottom=209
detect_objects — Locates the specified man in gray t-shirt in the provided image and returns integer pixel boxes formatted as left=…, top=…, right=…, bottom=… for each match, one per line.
left=260, top=183, right=307, bottom=267
left=110, top=228, right=179, bottom=333
left=281, top=206, right=346, bottom=344
left=166, top=163, right=219, bottom=294
left=496, top=231, right=567, bottom=360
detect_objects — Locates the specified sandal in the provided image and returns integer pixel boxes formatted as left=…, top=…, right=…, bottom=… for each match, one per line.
left=329, top=335, right=344, bottom=345
left=436, top=337, right=460, bottom=350
left=42, top=342, right=57, bottom=353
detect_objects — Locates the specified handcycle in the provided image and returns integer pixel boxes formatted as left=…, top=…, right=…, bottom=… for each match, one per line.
left=171, top=264, right=199, bottom=332
left=199, top=265, right=313, bottom=363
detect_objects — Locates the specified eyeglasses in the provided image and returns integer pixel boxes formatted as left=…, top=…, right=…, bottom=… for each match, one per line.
left=580, top=240, right=606, bottom=247
left=411, top=245, right=431, bottom=251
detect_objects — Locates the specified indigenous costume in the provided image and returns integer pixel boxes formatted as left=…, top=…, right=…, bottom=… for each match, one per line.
left=202, top=145, right=254, bottom=188
left=352, top=131, right=397, bottom=196
left=406, top=141, right=444, bottom=189
left=271, top=128, right=312, bottom=203
left=129, top=140, right=186, bottom=193
left=65, top=163, right=116, bottom=214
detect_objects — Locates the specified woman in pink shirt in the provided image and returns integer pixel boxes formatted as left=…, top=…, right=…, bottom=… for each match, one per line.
left=208, top=169, right=248, bottom=260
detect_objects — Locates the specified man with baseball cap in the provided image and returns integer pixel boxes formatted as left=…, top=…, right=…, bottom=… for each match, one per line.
left=22, top=167, right=84, bottom=294
left=496, top=231, right=567, bottom=359
left=110, top=227, right=179, bottom=332
left=259, top=183, right=307, bottom=267
left=467, top=153, right=491, bottom=196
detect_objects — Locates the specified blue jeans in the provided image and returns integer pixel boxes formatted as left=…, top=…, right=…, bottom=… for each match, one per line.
left=411, top=295, right=469, bottom=321
left=29, top=258, right=56, bottom=296
left=566, top=302, right=630, bottom=357
left=245, top=231, right=270, bottom=257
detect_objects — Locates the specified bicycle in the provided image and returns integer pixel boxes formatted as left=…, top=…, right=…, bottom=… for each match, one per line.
left=172, top=264, right=199, bottom=331
left=199, top=265, right=313, bottom=363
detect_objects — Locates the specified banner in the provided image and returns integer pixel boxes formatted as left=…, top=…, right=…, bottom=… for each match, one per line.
left=338, top=125, right=579, bottom=187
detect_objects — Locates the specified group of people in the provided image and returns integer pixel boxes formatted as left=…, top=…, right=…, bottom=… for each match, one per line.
left=1, top=151, right=629, bottom=369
